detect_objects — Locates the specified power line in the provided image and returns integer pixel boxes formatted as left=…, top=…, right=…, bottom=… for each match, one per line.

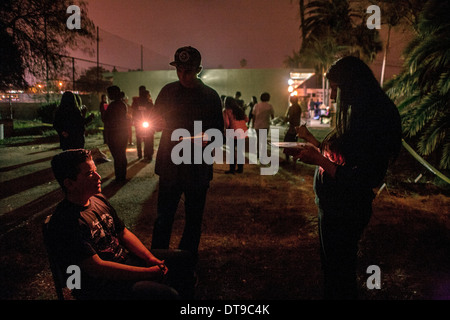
left=59, top=54, right=132, bottom=71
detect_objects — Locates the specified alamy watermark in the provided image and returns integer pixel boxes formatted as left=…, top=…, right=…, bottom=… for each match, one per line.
left=366, top=5, right=381, bottom=29
left=171, top=121, right=280, bottom=175
left=66, top=5, right=81, bottom=30
left=366, top=265, right=381, bottom=289
left=66, top=265, right=81, bottom=289
left=67, top=4, right=381, bottom=31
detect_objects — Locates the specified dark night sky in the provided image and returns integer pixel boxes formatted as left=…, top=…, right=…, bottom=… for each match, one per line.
left=85, top=0, right=302, bottom=70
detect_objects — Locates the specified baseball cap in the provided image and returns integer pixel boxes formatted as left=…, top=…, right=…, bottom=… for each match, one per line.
left=169, top=46, right=202, bottom=70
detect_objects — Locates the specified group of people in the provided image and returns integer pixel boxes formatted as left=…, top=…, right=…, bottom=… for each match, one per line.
left=221, top=91, right=275, bottom=174
left=47, top=47, right=402, bottom=300
left=47, top=46, right=222, bottom=300
left=58, top=86, right=157, bottom=183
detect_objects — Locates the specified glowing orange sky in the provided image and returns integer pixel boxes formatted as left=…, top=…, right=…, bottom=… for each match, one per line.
left=86, top=0, right=302, bottom=70
left=84, top=0, right=410, bottom=82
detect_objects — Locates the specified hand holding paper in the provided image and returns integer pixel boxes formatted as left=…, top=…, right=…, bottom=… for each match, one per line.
left=292, top=143, right=322, bottom=165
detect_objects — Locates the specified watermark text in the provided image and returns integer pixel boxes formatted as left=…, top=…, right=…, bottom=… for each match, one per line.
left=66, top=5, right=81, bottom=30
left=171, top=121, right=279, bottom=175
left=366, top=5, right=381, bottom=29
left=366, top=265, right=381, bottom=289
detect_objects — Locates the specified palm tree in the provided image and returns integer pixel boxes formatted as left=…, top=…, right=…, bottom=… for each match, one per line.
left=298, top=0, right=307, bottom=41
left=385, top=0, right=450, bottom=169
left=302, top=0, right=355, bottom=43
left=363, top=0, right=427, bottom=86
left=298, top=0, right=383, bottom=62
left=288, top=0, right=382, bottom=105
left=299, top=31, right=350, bottom=105
left=283, top=50, right=303, bottom=69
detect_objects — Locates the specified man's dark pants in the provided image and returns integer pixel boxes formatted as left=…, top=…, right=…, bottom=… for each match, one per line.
left=107, top=131, right=128, bottom=181
left=136, top=131, right=154, bottom=159
left=152, top=179, right=209, bottom=259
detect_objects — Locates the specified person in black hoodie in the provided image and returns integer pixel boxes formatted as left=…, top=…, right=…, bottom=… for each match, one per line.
left=53, top=91, right=93, bottom=150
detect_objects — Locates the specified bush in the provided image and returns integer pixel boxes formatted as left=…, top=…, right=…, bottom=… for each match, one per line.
left=86, top=111, right=104, bottom=135
left=37, top=102, right=58, bottom=124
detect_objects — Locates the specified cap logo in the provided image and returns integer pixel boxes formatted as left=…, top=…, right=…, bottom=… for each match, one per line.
left=178, top=50, right=190, bottom=63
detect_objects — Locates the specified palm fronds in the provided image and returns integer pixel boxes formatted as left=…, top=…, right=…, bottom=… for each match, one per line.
left=385, top=0, right=450, bottom=169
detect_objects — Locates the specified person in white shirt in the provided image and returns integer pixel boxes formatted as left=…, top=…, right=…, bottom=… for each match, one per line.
left=252, top=92, right=274, bottom=159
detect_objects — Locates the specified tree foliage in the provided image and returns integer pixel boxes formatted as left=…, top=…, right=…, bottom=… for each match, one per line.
left=364, top=0, right=425, bottom=29
left=285, top=0, right=382, bottom=72
left=0, top=26, right=27, bottom=90
left=385, top=0, right=450, bottom=169
left=0, top=0, right=95, bottom=91
left=75, top=66, right=112, bottom=93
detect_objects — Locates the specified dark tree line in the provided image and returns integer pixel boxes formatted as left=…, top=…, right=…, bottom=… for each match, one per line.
left=0, top=0, right=95, bottom=91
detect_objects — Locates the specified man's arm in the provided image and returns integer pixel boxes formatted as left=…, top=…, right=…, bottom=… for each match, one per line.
left=80, top=253, right=166, bottom=282
left=119, top=228, right=163, bottom=266
left=149, top=89, right=167, bottom=132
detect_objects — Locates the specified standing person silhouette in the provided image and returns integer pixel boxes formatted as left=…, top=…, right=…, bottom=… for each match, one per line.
left=294, top=56, right=402, bottom=299
left=99, top=94, right=108, bottom=144
left=121, top=91, right=134, bottom=147
left=104, top=85, right=129, bottom=182
left=234, top=91, right=245, bottom=110
left=223, top=96, right=249, bottom=174
left=132, top=89, right=155, bottom=161
left=53, top=91, right=94, bottom=151
left=283, top=95, right=302, bottom=162
left=247, top=96, right=257, bottom=128
left=252, top=92, right=274, bottom=161
left=150, top=46, right=224, bottom=260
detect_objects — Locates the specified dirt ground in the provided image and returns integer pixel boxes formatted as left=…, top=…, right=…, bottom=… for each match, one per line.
left=1, top=127, right=450, bottom=301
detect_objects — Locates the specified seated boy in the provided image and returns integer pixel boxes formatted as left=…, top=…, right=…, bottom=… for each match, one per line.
left=45, top=149, right=195, bottom=300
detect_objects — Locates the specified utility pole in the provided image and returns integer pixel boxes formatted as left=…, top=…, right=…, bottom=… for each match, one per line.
left=96, top=26, right=99, bottom=92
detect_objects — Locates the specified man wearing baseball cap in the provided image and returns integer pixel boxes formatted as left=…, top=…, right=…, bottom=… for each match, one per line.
left=170, top=46, right=202, bottom=70
left=150, top=46, right=224, bottom=262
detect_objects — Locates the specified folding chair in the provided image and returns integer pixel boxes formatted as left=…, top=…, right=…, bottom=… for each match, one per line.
left=42, top=215, right=67, bottom=300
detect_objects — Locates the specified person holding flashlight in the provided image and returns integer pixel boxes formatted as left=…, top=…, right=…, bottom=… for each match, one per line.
left=132, top=88, right=154, bottom=162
